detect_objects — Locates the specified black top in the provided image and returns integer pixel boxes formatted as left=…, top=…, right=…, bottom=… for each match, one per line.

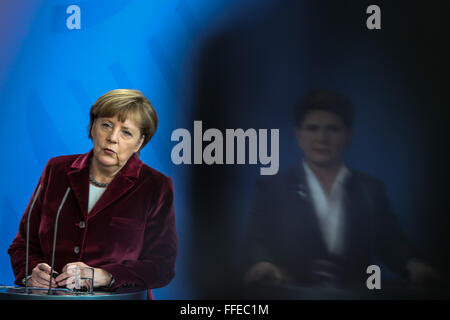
left=245, top=165, right=417, bottom=287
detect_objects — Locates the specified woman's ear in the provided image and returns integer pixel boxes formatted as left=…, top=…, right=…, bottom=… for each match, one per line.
left=89, top=119, right=97, bottom=139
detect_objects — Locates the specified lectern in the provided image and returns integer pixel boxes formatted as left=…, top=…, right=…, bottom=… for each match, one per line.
left=0, top=286, right=147, bottom=300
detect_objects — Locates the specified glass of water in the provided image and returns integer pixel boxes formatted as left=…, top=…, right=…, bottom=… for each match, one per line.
left=67, top=266, right=94, bottom=294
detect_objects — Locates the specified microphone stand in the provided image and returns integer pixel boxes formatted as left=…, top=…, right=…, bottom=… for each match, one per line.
left=48, top=187, right=71, bottom=295
left=25, top=184, right=42, bottom=294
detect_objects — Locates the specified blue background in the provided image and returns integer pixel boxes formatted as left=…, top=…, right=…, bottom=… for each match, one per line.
left=0, top=0, right=448, bottom=299
left=0, top=0, right=235, bottom=299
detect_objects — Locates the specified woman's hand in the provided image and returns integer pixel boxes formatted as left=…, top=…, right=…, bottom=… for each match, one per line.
left=407, top=258, right=441, bottom=288
left=29, top=263, right=58, bottom=288
left=55, top=261, right=113, bottom=289
left=244, top=261, right=292, bottom=285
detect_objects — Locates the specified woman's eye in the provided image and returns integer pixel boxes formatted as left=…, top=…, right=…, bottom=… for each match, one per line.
left=102, top=122, right=112, bottom=128
left=328, top=125, right=342, bottom=133
left=123, top=130, right=132, bottom=137
left=305, top=124, right=319, bottom=132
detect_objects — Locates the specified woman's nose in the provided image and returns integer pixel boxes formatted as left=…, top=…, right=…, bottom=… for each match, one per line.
left=107, top=128, right=120, bottom=143
left=316, top=128, right=329, bottom=142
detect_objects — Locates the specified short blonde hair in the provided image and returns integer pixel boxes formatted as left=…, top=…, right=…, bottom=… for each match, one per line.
left=88, top=89, right=158, bottom=150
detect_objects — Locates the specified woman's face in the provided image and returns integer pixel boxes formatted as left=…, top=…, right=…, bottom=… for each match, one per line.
left=91, top=114, right=144, bottom=170
left=296, top=110, right=351, bottom=168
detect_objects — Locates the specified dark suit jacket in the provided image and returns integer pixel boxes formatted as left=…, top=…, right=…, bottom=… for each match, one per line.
left=8, top=150, right=177, bottom=299
left=246, top=165, right=416, bottom=287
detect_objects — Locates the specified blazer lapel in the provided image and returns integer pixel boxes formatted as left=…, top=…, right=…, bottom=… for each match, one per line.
left=88, top=153, right=142, bottom=219
left=340, top=172, right=369, bottom=258
left=88, top=175, right=135, bottom=218
left=66, top=150, right=143, bottom=219
left=289, top=165, right=329, bottom=255
left=67, top=152, right=92, bottom=219
left=294, top=165, right=309, bottom=200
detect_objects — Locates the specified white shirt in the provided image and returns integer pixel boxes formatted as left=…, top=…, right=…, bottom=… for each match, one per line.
left=88, top=184, right=107, bottom=213
left=303, top=161, right=350, bottom=255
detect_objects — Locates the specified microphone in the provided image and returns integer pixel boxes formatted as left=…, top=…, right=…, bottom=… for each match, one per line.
left=25, top=184, right=42, bottom=294
left=48, top=187, right=71, bottom=295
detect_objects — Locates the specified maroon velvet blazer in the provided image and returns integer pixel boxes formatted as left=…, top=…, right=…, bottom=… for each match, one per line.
left=8, top=150, right=178, bottom=299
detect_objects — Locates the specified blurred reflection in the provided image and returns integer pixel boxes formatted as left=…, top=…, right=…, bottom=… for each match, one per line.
left=244, top=90, right=443, bottom=298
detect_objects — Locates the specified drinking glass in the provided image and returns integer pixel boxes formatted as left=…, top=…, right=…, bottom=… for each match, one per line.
left=66, top=266, right=94, bottom=294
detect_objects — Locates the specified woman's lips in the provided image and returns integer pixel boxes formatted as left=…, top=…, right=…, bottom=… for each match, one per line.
left=103, top=148, right=116, bottom=155
left=312, top=148, right=330, bottom=154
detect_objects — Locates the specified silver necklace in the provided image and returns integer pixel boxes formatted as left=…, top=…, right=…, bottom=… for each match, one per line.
left=89, top=174, right=109, bottom=188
